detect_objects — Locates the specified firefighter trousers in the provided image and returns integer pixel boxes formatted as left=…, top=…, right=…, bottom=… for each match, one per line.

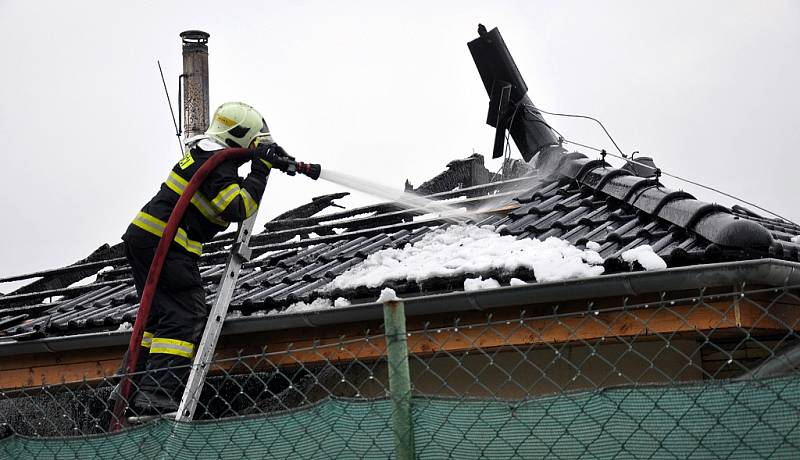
left=124, top=240, right=207, bottom=401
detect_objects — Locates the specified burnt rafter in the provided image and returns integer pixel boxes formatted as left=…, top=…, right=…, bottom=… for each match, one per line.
left=269, top=192, right=350, bottom=224
left=5, top=244, right=124, bottom=293
left=406, top=154, right=533, bottom=196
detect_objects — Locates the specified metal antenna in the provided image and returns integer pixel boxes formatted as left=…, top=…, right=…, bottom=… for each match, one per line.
left=158, top=60, right=184, bottom=156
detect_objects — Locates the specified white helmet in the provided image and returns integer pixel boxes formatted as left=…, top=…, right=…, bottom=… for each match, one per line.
left=205, top=102, right=273, bottom=148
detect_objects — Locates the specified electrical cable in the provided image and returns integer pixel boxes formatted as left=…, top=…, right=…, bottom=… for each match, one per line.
left=525, top=105, right=626, bottom=156
left=519, top=104, right=798, bottom=226
left=157, top=60, right=184, bottom=157
left=488, top=145, right=505, bottom=183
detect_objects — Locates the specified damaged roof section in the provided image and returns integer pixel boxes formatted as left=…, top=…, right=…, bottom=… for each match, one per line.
left=405, top=153, right=533, bottom=195
left=1, top=150, right=799, bottom=342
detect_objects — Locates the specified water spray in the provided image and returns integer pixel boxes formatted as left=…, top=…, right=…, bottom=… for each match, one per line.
left=298, top=159, right=532, bottom=222
left=317, top=169, right=470, bottom=223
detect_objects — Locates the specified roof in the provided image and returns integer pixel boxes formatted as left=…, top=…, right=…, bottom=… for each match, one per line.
left=1, top=150, right=799, bottom=344
left=4, top=23, right=798, bottom=349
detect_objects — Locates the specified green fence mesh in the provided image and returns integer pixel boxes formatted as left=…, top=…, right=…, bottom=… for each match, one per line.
left=3, top=375, right=798, bottom=459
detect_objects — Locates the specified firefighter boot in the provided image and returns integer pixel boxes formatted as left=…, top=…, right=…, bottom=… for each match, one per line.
left=133, top=352, right=191, bottom=415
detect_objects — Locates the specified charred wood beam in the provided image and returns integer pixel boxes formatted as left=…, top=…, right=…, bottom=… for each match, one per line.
left=3, top=243, right=126, bottom=308
left=270, top=192, right=350, bottom=222
left=410, top=154, right=490, bottom=195
left=407, top=154, right=536, bottom=196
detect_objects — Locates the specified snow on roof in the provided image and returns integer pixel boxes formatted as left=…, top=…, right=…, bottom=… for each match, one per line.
left=270, top=296, right=353, bottom=316
left=276, top=297, right=334, bottom=315
left=621, top=245, right=667, bottom=271
left=325, top=224, right=605, bottom=291
left=376, top=287, right=400, bottom=303
left=464, top=276, right=501, bottom=291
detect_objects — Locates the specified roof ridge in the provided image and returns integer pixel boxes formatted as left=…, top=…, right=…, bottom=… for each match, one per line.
left=539, top=149, right=774, bottom=252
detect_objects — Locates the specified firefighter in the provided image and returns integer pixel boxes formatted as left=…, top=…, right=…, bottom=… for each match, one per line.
left=120, top=101, right=294, bottom=414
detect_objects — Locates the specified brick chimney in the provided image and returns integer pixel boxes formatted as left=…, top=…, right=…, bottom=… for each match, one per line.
left=180, top=30, right=210, bottom=138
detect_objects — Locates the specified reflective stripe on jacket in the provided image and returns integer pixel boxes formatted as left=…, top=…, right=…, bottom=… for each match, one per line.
left=122, top=138, right=269, bottom=255
left=130, top=211, right=203, bottom=256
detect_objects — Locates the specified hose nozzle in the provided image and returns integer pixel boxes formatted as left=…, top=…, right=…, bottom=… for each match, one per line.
left=296, top=162, right=321, bottom=180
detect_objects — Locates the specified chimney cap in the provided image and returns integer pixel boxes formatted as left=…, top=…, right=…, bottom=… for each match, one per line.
left=180, top=30, right=210, bottom=44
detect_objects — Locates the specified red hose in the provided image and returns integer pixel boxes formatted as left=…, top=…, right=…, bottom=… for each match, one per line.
left=110, top=147, right=252, bottom=431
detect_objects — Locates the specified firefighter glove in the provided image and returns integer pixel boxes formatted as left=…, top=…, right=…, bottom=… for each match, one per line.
left=254, top=143, right=296, bottom=175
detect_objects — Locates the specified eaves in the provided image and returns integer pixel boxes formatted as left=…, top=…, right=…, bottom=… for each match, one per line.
left=0, top=258, right=797, bottom=358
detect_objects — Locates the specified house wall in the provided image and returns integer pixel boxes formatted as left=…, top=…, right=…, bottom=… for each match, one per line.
left=412, top=338, right=704, bottom=398
left=342, top=338, right=704, bottom=400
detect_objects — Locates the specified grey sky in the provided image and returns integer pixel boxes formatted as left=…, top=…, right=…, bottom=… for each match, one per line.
left=1, top=0, right=798, bottom=285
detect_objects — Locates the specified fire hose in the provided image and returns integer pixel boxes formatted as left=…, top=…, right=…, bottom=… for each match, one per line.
left=109, top=147, right=320, bottom=431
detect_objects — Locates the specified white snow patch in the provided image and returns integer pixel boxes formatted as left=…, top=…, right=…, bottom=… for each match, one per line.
left=411, top=212, right=467, bottom=223
left=377, top=288, right=400, bottom=303
left=317, top=211, right=374, bottom=227
left=288, top=234, right=302, bottom=243
left=791, top=235, right=800, bottom=243
left=327, top=225, right=605, bottom=290
left=263, top=297, right=353, bottom=316
left=333, top=297, right=351, bottom=307
left=117, top=321, right=132, bottom=331
left=98, top=265, right=115, bottom=274
left=585, top=241, right=601, bottom=251
left=509, top=278, right=527, bottom=286
left=42, top=296, right=65, bottom=304
left=437, top=194, right=467, bottom=203
left=464, top=276, right=500, bottom=291
left=226, top=310, right=242, bottom=319
left=249, top=250, right=279, bottom=264
left=69, top=274, right=98, bottom=288
left=621, top=245, right=667, bottom=271
left=283, top=298, right=334, bottom=314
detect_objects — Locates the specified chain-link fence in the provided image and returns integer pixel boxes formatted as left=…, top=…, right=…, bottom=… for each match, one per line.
left=1, top=282, right=800, bottom=459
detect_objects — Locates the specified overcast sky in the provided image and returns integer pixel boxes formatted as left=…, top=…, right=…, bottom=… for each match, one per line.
left=1, top=1, right=798, bottom=288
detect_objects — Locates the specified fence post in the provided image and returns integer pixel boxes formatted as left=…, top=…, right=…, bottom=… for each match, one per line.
left=383, top=299, right=415, bottom=460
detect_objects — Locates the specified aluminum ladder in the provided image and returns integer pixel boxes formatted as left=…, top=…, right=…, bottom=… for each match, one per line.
left=174, top=210, right=260, bottom=421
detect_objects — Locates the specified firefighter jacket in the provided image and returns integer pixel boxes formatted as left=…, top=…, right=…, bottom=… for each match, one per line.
left=123, top=136, right=269, bottom=256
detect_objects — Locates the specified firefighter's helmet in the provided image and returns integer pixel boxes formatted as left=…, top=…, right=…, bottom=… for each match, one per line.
left=205, top=102, right=273, bottom=148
